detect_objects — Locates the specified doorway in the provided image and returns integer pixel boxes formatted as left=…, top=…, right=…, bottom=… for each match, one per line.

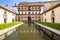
left=28, top=16, right=31, bottom=23
left=4, top=18, right=7, bottom=23
left=52, top=17, right=55, bottom=23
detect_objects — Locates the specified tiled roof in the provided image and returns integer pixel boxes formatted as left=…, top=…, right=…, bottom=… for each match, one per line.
left=14, top=1, right=60, bottom=15
left=18, top=1, right=60, bottom=5
left=41, top=4, right=60, bottom=15
left=0, top=4, right=16, bottom=14
left=18, top=1, right=60, bottom=11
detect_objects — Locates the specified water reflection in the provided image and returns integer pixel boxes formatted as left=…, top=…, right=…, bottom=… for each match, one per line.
left=3, top=23, right=55, bottom=40
left=28, top=23, right=31, bottom=27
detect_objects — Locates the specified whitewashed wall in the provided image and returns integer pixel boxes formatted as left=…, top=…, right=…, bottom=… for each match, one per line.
left=7, top=11, right=12, bottom=22
left=41, top=6, right=60, bottom=23
left=14, top=14, right=16, bottom=21
left=42, top=10, right=54, bottom=23
left=0, top=7, right=16, bottom=24
left=0, top=8, right=4, bottom=23
left=44, top=11, right=52, bottom=22
left=54, top=6, right=60, bottom=23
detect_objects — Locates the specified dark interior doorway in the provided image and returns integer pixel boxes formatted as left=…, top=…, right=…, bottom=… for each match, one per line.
left=12, top=19, right=14, bottom=22
left=52, top=17, right=55, bottom=23
left=28, top=16, right=31, bottom=23
left=4, top=18, right=7, bottom=23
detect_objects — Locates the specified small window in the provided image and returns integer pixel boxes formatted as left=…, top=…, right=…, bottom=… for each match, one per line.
left=36, top=12, right=37, bottom=14
left=22, top=12, right=23, bottom=14
left=32, top=16, right=34, bottom=18
left=35, top=16, right=37, bottom=18
left=32, top=12, right=34, bottom=14
left=45, top=13, right=46, bottom=16
left=28, top=6, right=30, bottom=11
left=25, top=16, right=26, bottom=18
left=12, top=14, right=14, bottom=16
left=22, top=7, right=23, bottom=9
left=39, top=12, right=40, bottom=14
left=39, top=16, right=40, bottom=18
left=22, top=17, right=23, bottom=18
left=52, top=10, right=54, bottom=13
left=28, top=12, right=30, bottom=14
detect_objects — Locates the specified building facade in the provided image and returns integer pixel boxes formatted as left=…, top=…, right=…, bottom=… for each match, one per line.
left=14, top=1, right=60, bottom=23
left=41, top=4, right=60, bottom=23
left=14, top=2, right=44, bottom=21
left=0, top=5, right=17, bottom=24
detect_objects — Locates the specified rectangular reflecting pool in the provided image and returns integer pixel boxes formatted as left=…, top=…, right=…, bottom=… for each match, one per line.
left=3, top=23, right=55, bottom=40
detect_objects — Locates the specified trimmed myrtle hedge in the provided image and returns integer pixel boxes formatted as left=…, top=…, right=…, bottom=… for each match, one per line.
left=37, top=21, right=60, bottom=30
left=0, top=21, right=22, bottom=30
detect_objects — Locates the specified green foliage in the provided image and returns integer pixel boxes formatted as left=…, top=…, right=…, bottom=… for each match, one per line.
left=37, top=21, right=60, bottom=30
left=0, top=21, right=22, bottom=30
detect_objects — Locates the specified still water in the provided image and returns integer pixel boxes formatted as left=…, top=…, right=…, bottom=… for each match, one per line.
left=4, top=23, right=52, bottom=40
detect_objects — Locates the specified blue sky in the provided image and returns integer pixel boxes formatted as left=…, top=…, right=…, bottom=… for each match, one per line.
left=0, top=0, right=56, bottom=9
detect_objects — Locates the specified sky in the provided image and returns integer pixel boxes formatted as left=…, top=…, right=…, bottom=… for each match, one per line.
left=0, top=0, right=57, bottom=9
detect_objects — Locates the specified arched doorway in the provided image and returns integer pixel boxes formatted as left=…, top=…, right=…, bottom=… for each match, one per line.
left=28, top=16, right=31, bottom=23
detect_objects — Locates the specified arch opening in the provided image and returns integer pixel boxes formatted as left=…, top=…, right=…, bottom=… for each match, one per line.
left=28, top=16, right=31, bottom=23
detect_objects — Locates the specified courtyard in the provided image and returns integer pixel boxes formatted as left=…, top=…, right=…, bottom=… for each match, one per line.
left=0, top=0, right=60, bottom=40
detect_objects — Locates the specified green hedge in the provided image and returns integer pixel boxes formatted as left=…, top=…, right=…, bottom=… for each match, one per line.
left=0, top=21, right=22, bottom=30
left=37, top=21, right=60, bottom=30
